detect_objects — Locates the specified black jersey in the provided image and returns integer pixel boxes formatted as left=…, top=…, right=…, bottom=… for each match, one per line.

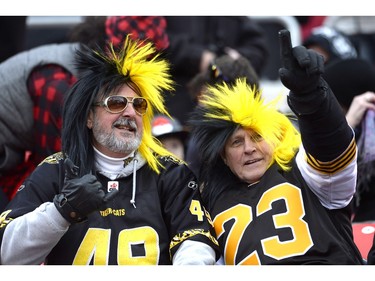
left=0, top=152, right=219, bottom=265
left=207, top=146, right=364, bottom=265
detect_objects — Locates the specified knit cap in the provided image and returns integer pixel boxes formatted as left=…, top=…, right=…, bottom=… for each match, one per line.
left=323, top=58, right=375, bottom=109
left=304, top=26, right=357, bottom=65
left=105, top=16, right=169, bottom=51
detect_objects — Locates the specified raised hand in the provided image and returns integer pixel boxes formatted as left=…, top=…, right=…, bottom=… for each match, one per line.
left=54, top=157, right=117, bottom=223
left=278, top=29, right=325, bottom=94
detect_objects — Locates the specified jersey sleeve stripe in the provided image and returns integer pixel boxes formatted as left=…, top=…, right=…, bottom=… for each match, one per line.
left=305, top=138, right=357, bottom=174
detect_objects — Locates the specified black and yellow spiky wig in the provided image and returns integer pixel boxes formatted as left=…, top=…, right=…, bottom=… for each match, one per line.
left=62, top=35, right=177, bottom=175
left=189, top=79, right=301, bottom=173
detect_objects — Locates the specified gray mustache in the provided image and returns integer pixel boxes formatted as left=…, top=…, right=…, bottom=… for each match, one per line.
left=113, top=118, right=137, bottom=130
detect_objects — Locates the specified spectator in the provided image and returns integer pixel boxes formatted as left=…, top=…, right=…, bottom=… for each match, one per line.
left=294, top=16, right=326, bottom=42
left=151, top=114, right=189, bottom=160
left=0, top=36, right=220, bottom=265
left=0, top=36, right=80, bottom=209
left=322, top=58, right=375, bottom=222
left=324, top=16, right=375, bottom=66
left=187, top=54, right=260, bottom=106
left=188, top=30, right=363, bottom=264
left=0, top=16, right=170, bottom=209
left=303, top=25, right=358, bottom=66
left=164, top=16, right=269, bottom=125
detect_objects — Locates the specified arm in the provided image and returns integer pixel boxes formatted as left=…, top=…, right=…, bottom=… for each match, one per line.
left=1, top=202, right=69, bottom=265
left=278, top=30, right=357, bottom=208
left=1, top=157, right=117, bottom=264
left=26, top=64, right=77, bottom=163
left=159, top=161, right=219, bottom=264
left=173, top=240, right=216, bottom=265
left=279, top=30, right=354, bottom=161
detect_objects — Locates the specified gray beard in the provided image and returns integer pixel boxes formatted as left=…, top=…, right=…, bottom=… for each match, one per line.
left=93, top=118, right=142, bottom=154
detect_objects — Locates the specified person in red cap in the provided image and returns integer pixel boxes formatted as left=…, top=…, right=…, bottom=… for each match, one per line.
left=0, top=16, right=170, bottom=211
left=151, top=114, right=189, bottom=160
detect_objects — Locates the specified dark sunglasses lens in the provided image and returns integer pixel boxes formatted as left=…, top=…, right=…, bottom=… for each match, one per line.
left=107, top=96, right=128, bottom=113
left=133, top=98, right=148, bottom=114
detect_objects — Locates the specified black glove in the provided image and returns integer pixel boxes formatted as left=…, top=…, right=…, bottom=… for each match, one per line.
left=278, top=29, right=325, bottom=94
left=54, top=158, right=117, bottom=223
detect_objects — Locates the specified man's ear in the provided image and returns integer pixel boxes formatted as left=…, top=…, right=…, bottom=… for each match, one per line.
left=220, top=152, right=227, bottom=165
left=87, top=110, right=94, bottom=129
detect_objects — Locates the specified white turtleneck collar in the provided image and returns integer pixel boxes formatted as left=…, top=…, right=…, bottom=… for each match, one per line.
left=93, top=146, right=146, bottom=180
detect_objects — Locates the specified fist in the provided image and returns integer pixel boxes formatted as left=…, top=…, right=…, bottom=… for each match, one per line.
left=54, top=158, right=117, bottom=223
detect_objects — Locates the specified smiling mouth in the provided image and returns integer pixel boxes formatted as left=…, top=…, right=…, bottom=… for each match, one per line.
left=244, top=159, right=262, bottom=165
left=115, top=124, right=135, bottom=132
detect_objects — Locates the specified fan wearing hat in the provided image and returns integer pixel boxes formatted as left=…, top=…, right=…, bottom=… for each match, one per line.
left=152, top=114, right=189, bottom=160
left=303, top=26, right=358, bottom=66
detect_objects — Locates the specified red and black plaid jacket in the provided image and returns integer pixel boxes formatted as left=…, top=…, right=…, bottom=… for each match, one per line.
left=1, top=64, right=76, bottom=200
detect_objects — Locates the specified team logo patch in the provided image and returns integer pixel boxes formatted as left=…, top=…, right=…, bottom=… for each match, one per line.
left=108, top=181, right=119, bottom=192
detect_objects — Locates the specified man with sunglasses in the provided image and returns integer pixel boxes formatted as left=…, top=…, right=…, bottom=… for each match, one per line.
left=0, top=16, right=170, bottom=211
left=0, top=36, right=219, bottom=265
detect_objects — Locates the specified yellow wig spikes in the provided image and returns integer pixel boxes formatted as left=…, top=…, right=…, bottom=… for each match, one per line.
left=105, top=35, right=178, bottom=173
left=107, top=35, right=174, bottom=114
left=191, top=78, right=301, bottom=171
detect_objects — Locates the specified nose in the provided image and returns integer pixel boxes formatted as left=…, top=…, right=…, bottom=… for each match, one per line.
left=122, top=100, right=137, bottom=117
left=244, top=137, right=257, bottom=153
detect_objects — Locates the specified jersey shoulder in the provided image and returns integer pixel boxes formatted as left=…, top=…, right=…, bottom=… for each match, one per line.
left=38, top=152, right=64, bottom=166
left=158, top=155, right=186, bottom=166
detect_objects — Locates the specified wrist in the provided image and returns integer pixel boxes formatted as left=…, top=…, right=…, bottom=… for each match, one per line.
left=53, top=194, right=87, bottom=224
left=287, top=78, right=328, bottom=116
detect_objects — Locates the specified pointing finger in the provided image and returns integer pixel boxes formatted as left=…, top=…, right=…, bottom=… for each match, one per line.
left=279, top=29, right=293, bottom=69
